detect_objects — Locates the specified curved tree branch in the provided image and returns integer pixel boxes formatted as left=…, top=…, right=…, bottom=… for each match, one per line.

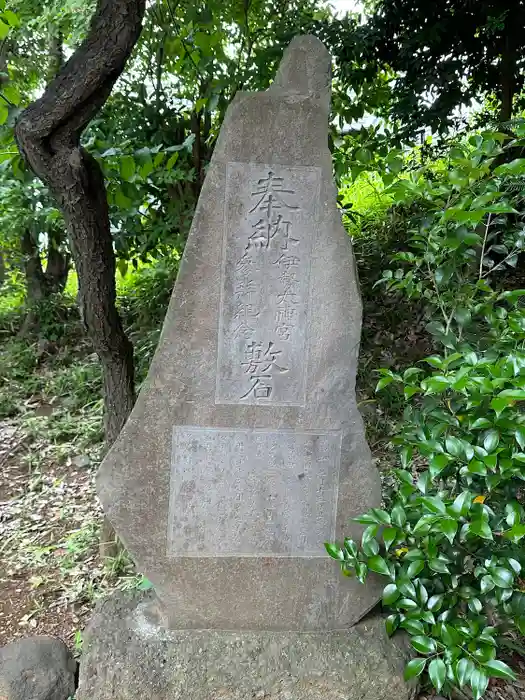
left=15, top=0, right=146, bottom=446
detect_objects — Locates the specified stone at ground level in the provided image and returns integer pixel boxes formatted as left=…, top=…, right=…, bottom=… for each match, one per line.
left=0, top=636, right=77, bottom=700
left=77, top=591, right=416, bottom=700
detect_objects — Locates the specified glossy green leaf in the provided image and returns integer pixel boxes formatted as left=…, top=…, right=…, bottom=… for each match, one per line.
left=427, top=594, right=444, bottom=611
left=411, top=635, right=436, bottom=654
left=407, top=560, right=425, bottom=578
left=120, top=155, right=136, bottom=180
left=483, top=430, right=500, bottom=452
left=503, top=523, right=525, bottom=543
left=416, top=471, right=431, bottom=494
left=355, top=561, right=368, bottom=584
left=450, top=491, right=472, bottom=517
left=428, top=658, right=446, bottom=692
left=383, top=527, right=397, bottom=551
left=446, top=435, right=463, bottom=456
left=471, top=417, right=491, bottom=429
left=507, top=558, right=521, bottom=574
left=468, top=460, right=487, bottom=476
left=344, top=538, right=358, bottom=557
left=2, top=10, right=19, bottom=26
left=2, top=84, right=20, bottom=106
left=166, top=151, right=179, bottom=169
left=404, top=657, right=427, bottom=681
left=325, top=543, right=344, bottom=560
left=391, top=503, right=407, bottom=527
left=429, top=453, right=450, bottom=477
left=382, top=583, right=400, bottom=605
left=456, top=658, right=474, bottom=688
left=470, top=668, right=489, bottom=700
left=361, top=526, right=380, bottom=556
left=491, top=567, right=513, bottom=588
left=469, top=519, right=493, bottom=540
left=480, top=575, right=495, bottom=594
left=422, top=376, right=450, bottom=394
left=515, top=427, right=525, bottom=450
left=376, top=376, right=394, bottom=391
left=401, top=619, right=425, bottom=635
left=429, top=558, right=450, bottom=574
left=440, top=518, right=458, bottom=544
left=368, top=555, right=391, bottom=577
left=385, top=613, right=399, bottom=636
left=468, top=597, right=482, bottom=613
left=483, top=659, right=516, bottom=681
left=439, top=623, right=457, bottom=646
left=397, top=576, right=417, bottom=598
left=370, top=508, right=391, bottom=525
left=421, top=496, right=447, bottom=514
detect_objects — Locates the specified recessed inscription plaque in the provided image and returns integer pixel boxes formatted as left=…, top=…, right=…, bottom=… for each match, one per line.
left=167, top=426, right=341, bottom=557
left=216, top=163, right=322, bottom=406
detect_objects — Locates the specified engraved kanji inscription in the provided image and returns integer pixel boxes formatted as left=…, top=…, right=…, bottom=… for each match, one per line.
left=217, top=163, right=321, bottom=405
left=168, top=427, right=342, bottom=557
left=240, top=341, right=289, bottom=399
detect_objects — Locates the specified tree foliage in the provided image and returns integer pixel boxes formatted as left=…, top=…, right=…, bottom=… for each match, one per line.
left=330, top=0, right=525, bottom=138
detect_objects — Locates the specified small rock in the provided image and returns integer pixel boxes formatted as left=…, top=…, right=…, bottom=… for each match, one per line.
left=72, top=455, right=91, bottom=469
left=36, top=339, right=54, bottom=359
left=0, top=636, right=77, bottom=700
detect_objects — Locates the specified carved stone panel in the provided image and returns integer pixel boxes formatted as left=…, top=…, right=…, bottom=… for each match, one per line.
left=168, top=426, right=342, bottom=557
left=216, top=163, right=321, bottom=406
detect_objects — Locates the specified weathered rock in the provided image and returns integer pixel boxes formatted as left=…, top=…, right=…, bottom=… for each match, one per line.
left=77, top=590, right=415, bottom=700
left=0, top=636, right=77, bottom=700
left=97, top=33, right=382, bottom=632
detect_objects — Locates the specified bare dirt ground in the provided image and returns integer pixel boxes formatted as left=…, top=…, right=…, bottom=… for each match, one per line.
left=0, top=414, right=135, bottom=651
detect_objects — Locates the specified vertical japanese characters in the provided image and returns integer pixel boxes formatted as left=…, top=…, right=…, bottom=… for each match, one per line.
left=217, top=163, right=320, bottom=406
left=236, top=171, right=300, bottom=400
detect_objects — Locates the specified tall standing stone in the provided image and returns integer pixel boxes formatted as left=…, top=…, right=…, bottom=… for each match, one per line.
left=97, top=34, right=382, bottom=631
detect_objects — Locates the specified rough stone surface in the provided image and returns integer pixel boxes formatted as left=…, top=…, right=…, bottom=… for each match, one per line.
left=77, top=591, right=415, bottom=700
left=97, top=34, right=382, bottom=631
left=0, top=636, right=77, bottom=700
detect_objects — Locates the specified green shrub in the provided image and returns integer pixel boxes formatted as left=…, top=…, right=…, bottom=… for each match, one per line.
left=118, top=256, right=179, bottom=380
left=328, top=132, right=525, bottom=698
left=118, top=256, right=179, bottom=331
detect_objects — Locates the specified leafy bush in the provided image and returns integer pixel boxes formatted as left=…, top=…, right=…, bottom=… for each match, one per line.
left=118, top=257, right=179, bottom=381
left=328, top=131, right=525, bottom=698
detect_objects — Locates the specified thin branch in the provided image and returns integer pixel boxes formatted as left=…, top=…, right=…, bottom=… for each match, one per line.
left=426, top=260, right=449, bottom=327
left=165, top=0, right=204, bottom=80
left=481, top=246, right=520, bottom=279
left=478, top=212, right=492, bottom=280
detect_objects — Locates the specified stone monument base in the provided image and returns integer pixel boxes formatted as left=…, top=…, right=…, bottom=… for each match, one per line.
left=77, top=591, right=415, bottom=700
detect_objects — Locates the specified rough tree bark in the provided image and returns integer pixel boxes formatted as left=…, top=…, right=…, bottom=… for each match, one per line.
left=500, top=32, right=516, bottom=125
left=20, top=227, right=70, bottom=308
left=21, top=229, right=47, bottom=303
left=15, top=0, right=146, bottom=554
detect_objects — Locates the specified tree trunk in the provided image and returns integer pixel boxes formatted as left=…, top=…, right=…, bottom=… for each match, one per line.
left=191, top=110, right=203, bottom=197
left=45, top=228, right=70, bottom=293
left=15, top=0, right=146, bottom=556
left=500, top=30, right=516, bottom=124
left=20, top=228, right=47, bottom=303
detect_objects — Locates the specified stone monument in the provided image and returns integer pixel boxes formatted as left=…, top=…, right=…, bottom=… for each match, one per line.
left=77, top=35, right=413, bottom=700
